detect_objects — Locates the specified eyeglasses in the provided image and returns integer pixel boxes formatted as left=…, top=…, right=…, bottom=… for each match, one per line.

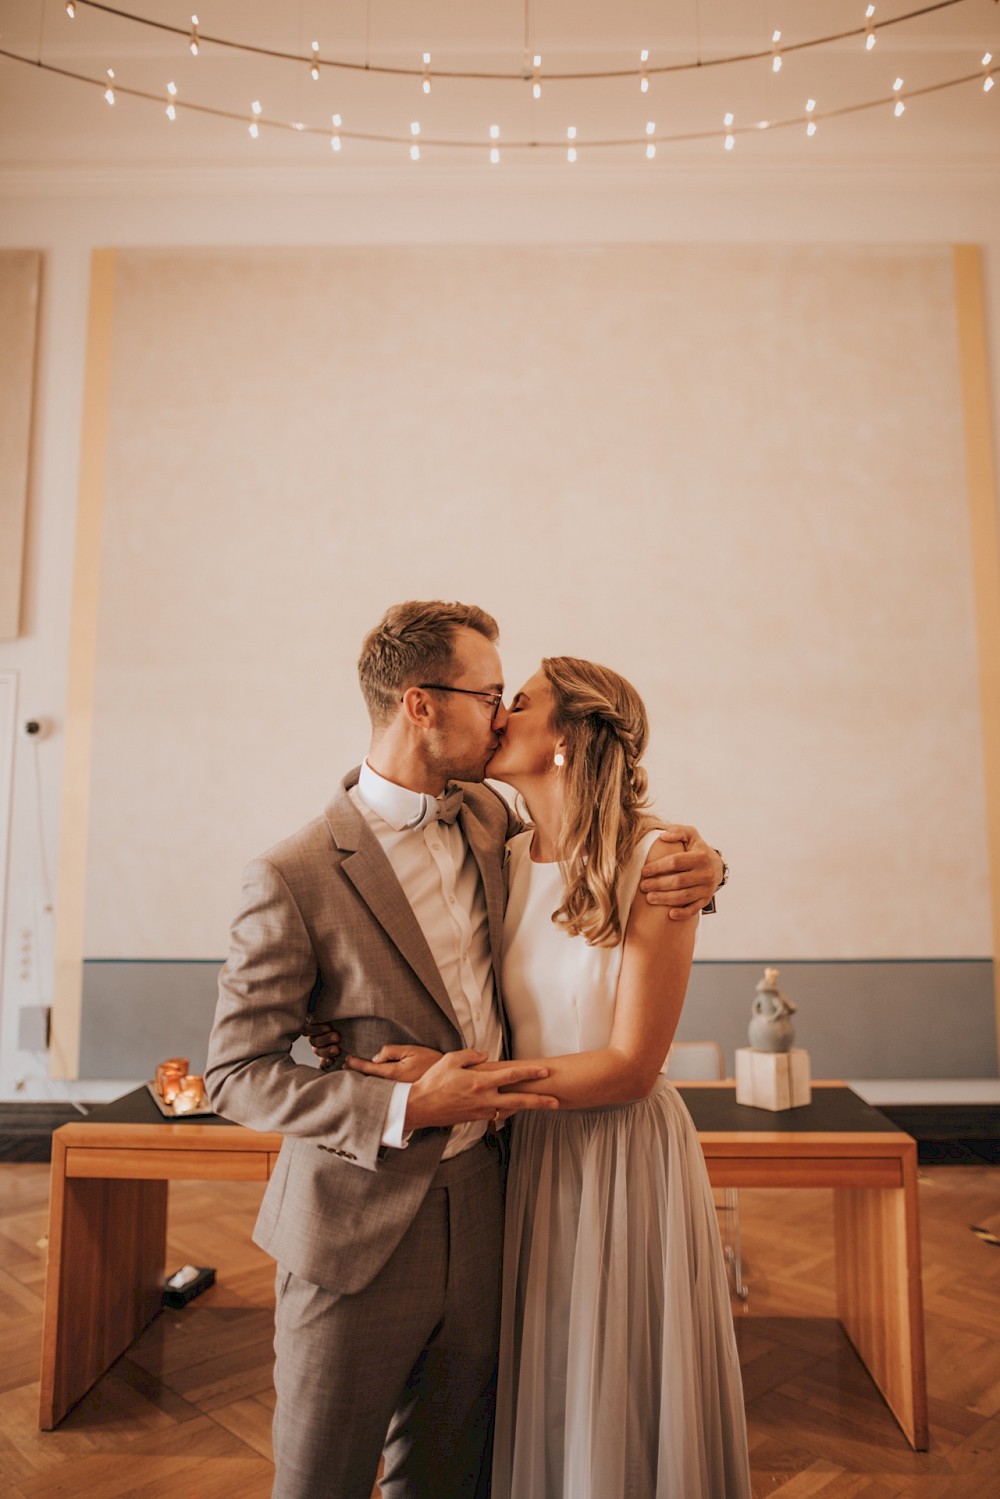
left=417, top=683, right=505, bottom=721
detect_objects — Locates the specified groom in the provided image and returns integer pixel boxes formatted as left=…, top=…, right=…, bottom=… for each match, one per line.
left=205, top=600, right=723, bottom=1499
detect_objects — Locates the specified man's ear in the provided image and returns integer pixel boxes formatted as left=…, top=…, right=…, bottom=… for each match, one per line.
left=400, top=685, right=434, bottom=730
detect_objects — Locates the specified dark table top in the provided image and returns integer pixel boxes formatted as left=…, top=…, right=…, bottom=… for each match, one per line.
left=80, top=1083, right=902, bottom=1136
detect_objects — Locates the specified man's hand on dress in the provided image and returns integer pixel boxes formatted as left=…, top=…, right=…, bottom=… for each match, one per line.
left=360, top=1048, right=558, bottom=1132
left=302, top=1026, right=559, bottom=1128
left=640, top=826, right=724, bottom=920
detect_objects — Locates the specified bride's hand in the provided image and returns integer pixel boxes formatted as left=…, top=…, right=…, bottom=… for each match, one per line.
left=345, top=1044, right=445, bottom=1083
left=303, top=1018, right=342, bottom=1072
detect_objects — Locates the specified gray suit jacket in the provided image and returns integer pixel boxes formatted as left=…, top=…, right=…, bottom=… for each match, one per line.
left=205, top=768, right=517, bottom=1293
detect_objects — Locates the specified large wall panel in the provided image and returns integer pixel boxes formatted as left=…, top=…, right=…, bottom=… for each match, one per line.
left=55, top=245, right=994, bottom=1074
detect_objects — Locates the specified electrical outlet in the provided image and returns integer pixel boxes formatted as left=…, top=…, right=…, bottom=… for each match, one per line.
left=18, top=927, right=32, bottom=982
left=18, top=1006, right=51, bottom=1051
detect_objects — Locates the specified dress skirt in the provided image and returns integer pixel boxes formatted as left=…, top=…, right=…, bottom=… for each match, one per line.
left=492, top=1077, right=752, bottom=1499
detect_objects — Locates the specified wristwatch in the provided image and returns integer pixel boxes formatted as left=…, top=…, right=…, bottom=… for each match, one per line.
left=701, top=850, right=728, bottom=915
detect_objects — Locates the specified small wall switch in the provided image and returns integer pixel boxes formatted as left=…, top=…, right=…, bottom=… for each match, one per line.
left=17, top=1006, right=51, bottom=1051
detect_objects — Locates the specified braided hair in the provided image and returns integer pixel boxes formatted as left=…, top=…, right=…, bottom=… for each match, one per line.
left=542, top=656, right=657, bottom=947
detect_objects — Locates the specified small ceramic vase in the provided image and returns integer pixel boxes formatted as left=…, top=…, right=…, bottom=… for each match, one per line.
left=748, top=967, right=797, bottom=1053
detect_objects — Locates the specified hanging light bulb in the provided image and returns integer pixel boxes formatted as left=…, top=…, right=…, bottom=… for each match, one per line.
left=892, top=76, right=905, bottom=116
left=567, top=125, right=577, bottom=163
left=805, top=98, right=817, bottom=136
left=65, top=2, right=76, bottom=17
left=490, top=124, right=500, bottom=164
left=331, top=112, right=342, bottom=151
left=983, top=53, right=995, bottom=93
left=865, top=5, right=876, bottom=51
left=190, top=15, right=200, bottom=56
left=645, top=120, right=656, bottom=159
left=410, top=121, right=420, bottom=158
left=104, top=68, right=115, bottom=106
left=310, top=41, right=320, bottom=81
left=640, top=49, right=649, bottom=94
left=772, top=31, right=783, bottom=74
left=422, top=53, right=432, bottom=94
left=249, top=99, right=262, bottom=138
left=166, top=103, right=176, bottom=121
left=723, top=111, right=735, bottom=150
left=532, top=55, right=542, bottom=100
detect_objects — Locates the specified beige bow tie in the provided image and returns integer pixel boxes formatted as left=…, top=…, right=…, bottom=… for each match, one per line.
left=409, top=786, right=464, bottom=831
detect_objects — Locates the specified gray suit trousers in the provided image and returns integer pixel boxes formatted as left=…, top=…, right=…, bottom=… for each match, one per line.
left=271, top=1138, right=503, bottom=1499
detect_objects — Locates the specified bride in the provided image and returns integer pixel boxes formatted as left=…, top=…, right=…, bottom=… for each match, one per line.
left=319, top=655, right=751, bottom=1498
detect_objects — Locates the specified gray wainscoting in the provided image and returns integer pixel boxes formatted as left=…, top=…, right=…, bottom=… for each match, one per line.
left=79, top=957, right=997, bottom=1082
left=677, top=960, right=997, bottom=1079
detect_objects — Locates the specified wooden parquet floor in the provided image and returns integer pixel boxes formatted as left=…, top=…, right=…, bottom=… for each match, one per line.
left=0, top=1165, right=997, bottom=1498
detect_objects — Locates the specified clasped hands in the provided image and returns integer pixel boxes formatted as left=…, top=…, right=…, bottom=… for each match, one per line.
left=305, top=1025, right=553, bottom=1130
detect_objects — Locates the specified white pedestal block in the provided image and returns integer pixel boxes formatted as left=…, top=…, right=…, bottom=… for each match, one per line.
left=735, top=1047, right=812, bottom=1111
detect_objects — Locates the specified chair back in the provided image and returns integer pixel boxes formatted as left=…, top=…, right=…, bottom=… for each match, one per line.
left=665, top=1040, right=725, bottom=1081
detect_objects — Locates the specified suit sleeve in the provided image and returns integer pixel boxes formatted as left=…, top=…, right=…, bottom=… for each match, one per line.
left=205, top=855, right=396, bottom=1171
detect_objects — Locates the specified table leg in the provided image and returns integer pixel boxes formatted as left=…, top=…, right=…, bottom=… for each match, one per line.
left=39, top=1134, right=168, bottom=1429
left=832, top=1150, right=928, bottom=1451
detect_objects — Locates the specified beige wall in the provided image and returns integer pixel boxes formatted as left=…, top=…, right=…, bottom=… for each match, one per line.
left=71, top=244, right=988, bottom=965
left=1, top=168, right=998, bottom=1098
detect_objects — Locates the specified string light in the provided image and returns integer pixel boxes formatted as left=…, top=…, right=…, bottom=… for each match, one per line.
left=532, top=56, right=542, bottom=99
left=4, top=32, right=991, bottom=161
left=640, top=50, right=649, bottom=94
left=644, top=119, right=655, bottom=158
left=40, top=0, right=967, bottom=87
left=410, top=121, right=420, bottom=160
left=772, top=31, right=783, bottom=74
left=190, top=15, right=199, bottom=57
left=422, top=52, right=431, bottom=95
left=65, top=2, right=75, bottom=17
left=310, top=41, right=320, bottom=82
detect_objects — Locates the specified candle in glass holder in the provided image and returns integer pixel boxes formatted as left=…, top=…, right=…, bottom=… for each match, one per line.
left=172, top=1074, right=206, bottom=1114
left=156, top=1058, right=189, bottom=1103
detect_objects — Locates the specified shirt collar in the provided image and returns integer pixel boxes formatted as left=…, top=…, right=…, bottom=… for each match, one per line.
left=357, top=758, right=454, bottom=833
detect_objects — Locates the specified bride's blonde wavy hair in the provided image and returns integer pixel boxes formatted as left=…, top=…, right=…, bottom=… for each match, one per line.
left=543, top=656, right=656, bottom=948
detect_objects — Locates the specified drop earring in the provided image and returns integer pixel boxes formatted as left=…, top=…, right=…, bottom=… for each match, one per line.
left=553, top=752, right=565, bottom=768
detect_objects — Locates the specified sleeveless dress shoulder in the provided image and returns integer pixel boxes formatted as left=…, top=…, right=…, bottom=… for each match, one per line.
left=492, top=829, right=751, bottom=1499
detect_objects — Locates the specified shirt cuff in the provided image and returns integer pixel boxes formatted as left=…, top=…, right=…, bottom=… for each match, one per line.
left=380, top=1082, right=414, bottom=1149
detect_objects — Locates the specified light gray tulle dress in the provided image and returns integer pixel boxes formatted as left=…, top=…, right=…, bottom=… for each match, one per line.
left=492, top=830, right=752, bottom=1499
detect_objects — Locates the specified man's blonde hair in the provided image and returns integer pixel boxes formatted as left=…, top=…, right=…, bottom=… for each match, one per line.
left=358, top=600, right=499, bottom=728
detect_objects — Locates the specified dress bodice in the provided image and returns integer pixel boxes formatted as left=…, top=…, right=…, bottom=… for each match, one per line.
left=500, top=828, right=661, bottom=1060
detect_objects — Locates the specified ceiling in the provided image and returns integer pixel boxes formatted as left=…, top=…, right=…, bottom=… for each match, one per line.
left=0, top=0, right=998, bottom=174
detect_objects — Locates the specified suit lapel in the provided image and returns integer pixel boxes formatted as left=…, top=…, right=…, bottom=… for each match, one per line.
left=458, top=794, right=510, bottom=1052
left=325, top=776, right=463, bottom=1035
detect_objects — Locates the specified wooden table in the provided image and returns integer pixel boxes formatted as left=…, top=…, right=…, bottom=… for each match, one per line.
left=39, top=1082, right=927, bottom=1450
